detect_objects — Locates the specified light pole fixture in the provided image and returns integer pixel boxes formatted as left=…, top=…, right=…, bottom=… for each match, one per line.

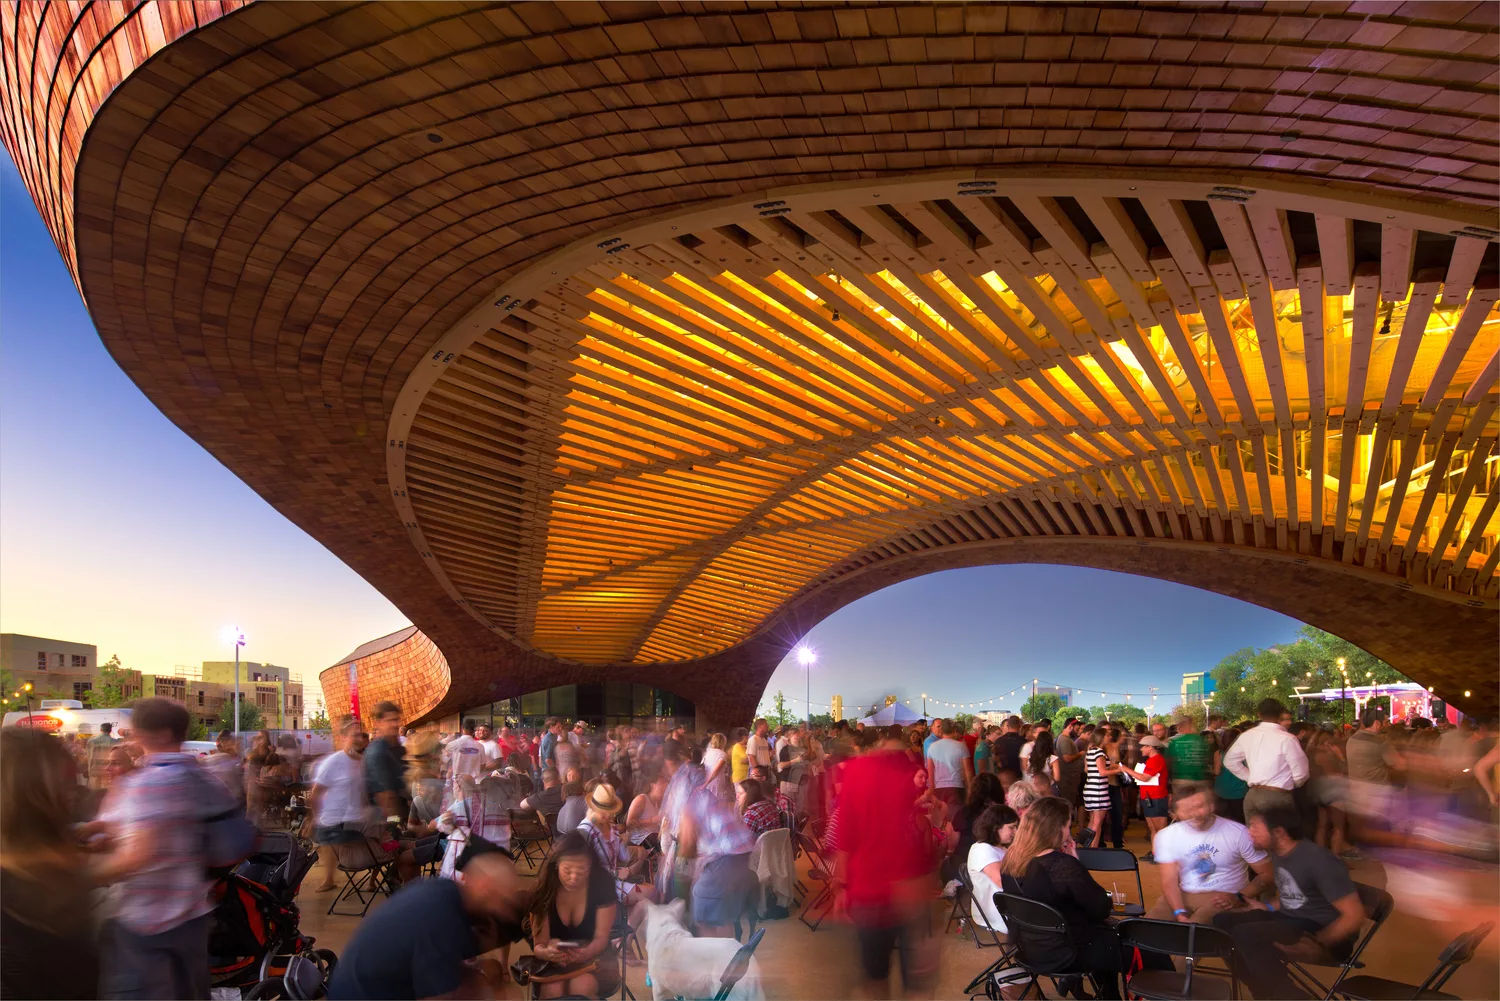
left=796, top=644, right=816, bottom=726
left=223, top=626, right=247, bottom=738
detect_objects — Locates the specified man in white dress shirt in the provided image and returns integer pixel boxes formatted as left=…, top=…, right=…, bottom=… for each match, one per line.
left=1223, top=698, right=1309, bottom=819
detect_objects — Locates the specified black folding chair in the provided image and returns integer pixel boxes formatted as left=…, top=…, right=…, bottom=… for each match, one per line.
left=711, top=927, right=766, bottom=1001
left=950, top=867, right=1005, bottom=949
left=794, top=830, right=837, bottom=931
left=509, top=809, right=551, bottom=869
left=1117, top=917, right=1239, bottom=1000
left=1075, top=846, right=1146, bottom=916
left=326, top=836, right=397, bottom=918
left=1331, top=921, right=1494, bottom=1001
left=992, top=893, right=1105, bottom=1000
left=1288, top=882, right=1394, bottom=999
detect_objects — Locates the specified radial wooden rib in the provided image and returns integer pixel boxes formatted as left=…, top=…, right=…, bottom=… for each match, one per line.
left=393, top=184, right=1500, bottom=663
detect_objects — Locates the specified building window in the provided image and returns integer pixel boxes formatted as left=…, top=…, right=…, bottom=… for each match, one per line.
left=53, top=653, right=64, bottom=669
left=197, top=690, right=205, bottom=706
left=36, top=652, right=46, bottom=671
left=73, top=682, right=92, bottom=700
left=70, top=655, right=86, bottom=668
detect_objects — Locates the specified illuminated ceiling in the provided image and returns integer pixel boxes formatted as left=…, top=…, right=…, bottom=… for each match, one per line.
left=394, top=176, right=1499, bottom=664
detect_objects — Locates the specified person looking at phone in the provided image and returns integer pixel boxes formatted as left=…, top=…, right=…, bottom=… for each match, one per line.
left=327, top=844, right=525, bottom=999
left=528, top=832, right=620, bottom=999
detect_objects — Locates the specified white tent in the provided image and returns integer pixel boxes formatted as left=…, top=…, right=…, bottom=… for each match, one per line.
left=861, top=701, right=923, bottom=726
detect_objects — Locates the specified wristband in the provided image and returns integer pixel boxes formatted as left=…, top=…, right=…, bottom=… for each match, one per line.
left=1265, top=901, right=1277, bottom=912
left=1173, top=908, right=1189, bottom=917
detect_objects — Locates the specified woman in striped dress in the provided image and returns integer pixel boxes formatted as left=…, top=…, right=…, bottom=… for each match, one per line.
left=1080, top=728, right=1122, bottom=849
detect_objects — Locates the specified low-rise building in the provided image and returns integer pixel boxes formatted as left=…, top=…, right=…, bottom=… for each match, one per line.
left=0, top=633, right=99, bottom=702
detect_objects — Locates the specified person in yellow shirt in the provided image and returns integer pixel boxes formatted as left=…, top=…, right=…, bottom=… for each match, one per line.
left=730, top=727, right=751, bottom=785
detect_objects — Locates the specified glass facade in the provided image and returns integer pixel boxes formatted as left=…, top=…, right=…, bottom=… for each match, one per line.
left=462, top=682, right=693, bottom=731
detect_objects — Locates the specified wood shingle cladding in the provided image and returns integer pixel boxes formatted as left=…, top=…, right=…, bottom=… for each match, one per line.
left=3, top=2, right=1496, bottom=723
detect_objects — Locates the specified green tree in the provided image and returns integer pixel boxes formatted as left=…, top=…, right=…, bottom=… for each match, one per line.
left=1167, top=702, right=1208, bottom=729
left=1020, top=692, right=1065, bottom=722
left=1053, top=705, right=1090, bottom=731
left=1205, top=625, right=1407, bottom=725
left=951, top=712, right=977, bottom=735
left=807, top=712, right=836, bottom=728
left=186, top=718, right=209, bottom=741
left=307, top=697, right=331, bottom=732
left=755, top=690, right=800, bottom=730
left=87, top=654, right=134, bottom=709
left=1089, top=703, right=1146, bottom=727
left=217, top=696, right=265, bottom=733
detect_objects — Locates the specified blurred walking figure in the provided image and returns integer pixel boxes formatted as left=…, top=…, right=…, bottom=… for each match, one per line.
left=86, top=721, right=122, bottom=790
left=94, top=697, right=244, bottom=1000
left=203, top=730, right=244, bottom=804
left=310, top=719, right=373, bottom=893
left=1, top=727, right=101, bottom=999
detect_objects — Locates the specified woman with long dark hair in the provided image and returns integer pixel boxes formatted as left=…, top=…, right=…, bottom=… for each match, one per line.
left=528, top=832, right=620, bottom=999
left=999, top=796, right=1128, bottom=998
left=951, top=771, right=1005, bottom=866
left=1025, top=730, right=1061, bottom=796
left=1, top=728, right=100, bottom=999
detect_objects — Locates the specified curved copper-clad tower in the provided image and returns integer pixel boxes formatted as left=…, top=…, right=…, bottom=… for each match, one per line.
left=3, top=1, right=1496, bottom=725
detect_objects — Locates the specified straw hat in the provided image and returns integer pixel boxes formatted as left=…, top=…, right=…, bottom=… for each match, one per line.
left=587, top=782, right=623, bottom=816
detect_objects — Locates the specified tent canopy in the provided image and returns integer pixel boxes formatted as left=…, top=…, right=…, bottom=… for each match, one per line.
left=862, top=701, right=922, bottom=726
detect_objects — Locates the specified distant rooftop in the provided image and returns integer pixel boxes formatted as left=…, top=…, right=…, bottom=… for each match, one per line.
left=330, top=626, right=420, bottom=669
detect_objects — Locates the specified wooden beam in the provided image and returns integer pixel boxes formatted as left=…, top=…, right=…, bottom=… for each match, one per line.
left=1314, top=214, right=1354, bottom=296
left=1380, top=225, right=1415, bottom=303
left=1245, top=200, right=1297, bottom=291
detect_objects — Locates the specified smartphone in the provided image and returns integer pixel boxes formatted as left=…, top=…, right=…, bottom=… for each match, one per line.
left=552, top=941, right=580, bottom=949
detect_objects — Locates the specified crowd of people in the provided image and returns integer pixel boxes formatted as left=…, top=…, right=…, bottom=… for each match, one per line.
left=1, top=693, right=1496, bottom=1000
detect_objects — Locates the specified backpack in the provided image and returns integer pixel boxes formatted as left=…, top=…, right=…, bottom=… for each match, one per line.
left=184, top=761, right=257, bottom=868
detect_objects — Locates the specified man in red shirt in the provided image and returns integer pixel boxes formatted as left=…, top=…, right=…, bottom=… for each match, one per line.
left=963, top=718, right=984, bottom=756
left=1133, top=735, right=1171, bottom=860
left=832, top=725, right=939, bottom=997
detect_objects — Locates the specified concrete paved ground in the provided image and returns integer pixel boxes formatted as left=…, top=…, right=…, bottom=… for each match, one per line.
left=293, top=822, right=1500, bottom=999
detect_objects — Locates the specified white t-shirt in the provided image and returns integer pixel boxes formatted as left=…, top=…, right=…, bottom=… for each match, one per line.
left=312, top=751, right=370, bottom=827
left=703, top=746, right=728, bottom=777
left=928, top=738, right=969, bottom=789
left=746, top=733, right=773, bottom=768
left=445, top=734, right=490, bottom=787
left=967, top=842, right=1008, bottom=933
left=1152, top=816, right=1267, bottom=894
left=478, top=738, right=501, bottom=762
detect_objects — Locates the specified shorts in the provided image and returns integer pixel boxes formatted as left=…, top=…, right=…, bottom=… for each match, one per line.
left=314, top=823, right=364, bottom=845
left=850, top=907, right=936, bottom=989
left=692, top=853, right=753, bottom=926
left=1142, top=796, right=1170, bottom=819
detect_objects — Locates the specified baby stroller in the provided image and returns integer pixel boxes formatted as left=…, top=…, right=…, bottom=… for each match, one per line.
left=210, top=832, right=337, bottom=999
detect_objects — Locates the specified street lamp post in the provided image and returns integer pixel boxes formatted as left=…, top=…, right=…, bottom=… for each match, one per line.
left=796, top=645, right=817, bottom=727
left=1337, top=657, right=1347, bottom=723
left=224, top=627, right=247, bottom=738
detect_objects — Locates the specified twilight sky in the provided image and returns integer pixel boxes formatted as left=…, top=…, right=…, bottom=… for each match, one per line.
left=1, top=153, right=1306, bottom=711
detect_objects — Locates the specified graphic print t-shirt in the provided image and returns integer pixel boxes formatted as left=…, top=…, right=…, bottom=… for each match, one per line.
left=1152, top=817, right=1266, bottom=894
left=1272, top=840, right=1357, bottom=929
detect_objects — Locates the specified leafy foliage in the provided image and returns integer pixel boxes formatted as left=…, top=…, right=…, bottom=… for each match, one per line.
left=807, top=712, right=836, bottom=728
left=186, top=718, right=209, bottom=742
left=1020, top=692, right=1066, bottom=722
left=87, top=655, right=134, bottom=709
left=1206, top=625, right=1406, bottom=723
left=755, top=690, right=801, bottom=730
left=217, top=696, right=265, bottom=733
left=306, top=697, right=331, bottom=732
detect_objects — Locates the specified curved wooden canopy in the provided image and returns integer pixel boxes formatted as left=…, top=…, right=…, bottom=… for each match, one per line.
left=2, top=1, right=1497, bottom=723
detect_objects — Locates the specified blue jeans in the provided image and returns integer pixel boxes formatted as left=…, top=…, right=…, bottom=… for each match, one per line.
left=103, top=913, right=210, bottom=1000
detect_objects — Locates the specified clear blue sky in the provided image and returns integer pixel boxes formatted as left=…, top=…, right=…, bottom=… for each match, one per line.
left=1, top=152, right=1306, bottom=709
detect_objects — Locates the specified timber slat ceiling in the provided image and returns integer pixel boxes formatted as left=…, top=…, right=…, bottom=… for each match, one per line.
left=403, top=181, right=1500, bottom=664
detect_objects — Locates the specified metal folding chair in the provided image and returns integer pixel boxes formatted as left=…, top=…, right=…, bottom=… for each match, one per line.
left=1117, top=917, right=1239, bottom=1000
left=712, top=927, right=766, bottom=1001
left=326, top=836, right=397, bottom=918
left=794, top=830, right=836, bottom=931
left=992, top=893, right=1105, bottom=1000
left=1289, top=882, right=1394, bottom=999
left=509, top=809, right=552, bottom=869
left=1075, top=846, right=1146, bottom=916
left=1331, top=921, right=1494, bottom=1001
